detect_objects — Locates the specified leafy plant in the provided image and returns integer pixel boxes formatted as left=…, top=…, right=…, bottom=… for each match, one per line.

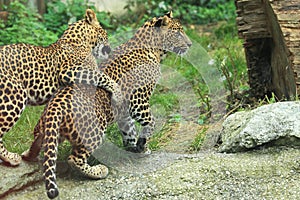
left=43, top=0, right=117, bottom=36
left=123, top=0, right=236, bottom=26
left=197, top=20, right=248, bottom=112
left=258, top=92, right=278, bottom=106
left=148, top=126, right=174, bottom=151
left=150, top=89, right=179, bottom=113
left=3, top=106, right=44, bottom=154
left=189, top=126, right=208, bottom=152
left=0, top=0, right=57, bottom=46
left=105, top=124, right=123, bottom=147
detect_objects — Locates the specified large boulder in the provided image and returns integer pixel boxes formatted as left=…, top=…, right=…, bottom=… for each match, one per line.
left=219, top=101, right=300, bottom=153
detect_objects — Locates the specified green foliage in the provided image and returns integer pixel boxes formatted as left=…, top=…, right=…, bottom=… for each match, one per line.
left=0, top=0, right=57, bottom=46
left=43, top=0, right=69, bottom=34
left=105, top=124, right=123, bottom=147
left=258, top=92, right=278, bottom=106
left=3, top=106, right=44, bottom=154
left=197, top=20, right=248, bottom=108
left=123, top=0, right=236, bottom=26
left=44, top=0, right=117, bottom=36
left=150, top=89, right=179, bottom=113
left=0, top=0, right=117, bottom=47
left=3, top=105, right=72, bottom=160
left=148, top=126, right=174, bottom=151
left=189, top=127, right=208, bottom=152
left=168, top=114, right=182, bottom=123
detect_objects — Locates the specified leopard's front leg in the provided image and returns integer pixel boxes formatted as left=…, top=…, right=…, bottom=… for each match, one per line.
left=117, top=113, right=138, bottom=151
left=58, top=66, right=122, bottom=104
left=130, top=101, right=155, bottom=153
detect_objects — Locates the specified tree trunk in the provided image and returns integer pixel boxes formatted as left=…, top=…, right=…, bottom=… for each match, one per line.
left=27, top=0, right=46, bottom=15
left=235, top=0, right=300, bottom=99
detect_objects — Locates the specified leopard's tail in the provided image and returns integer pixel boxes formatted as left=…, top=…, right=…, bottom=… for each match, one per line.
left=43, top=112, right=62, bottom=199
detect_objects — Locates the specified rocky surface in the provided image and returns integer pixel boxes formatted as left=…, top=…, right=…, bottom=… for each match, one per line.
left=1, top=143, right=300, bottom=199
left=0, top=161, right=42, bottom=199
left=2, top=102, right=300, bottom=199
left=219, top=102, right=300, bottom=153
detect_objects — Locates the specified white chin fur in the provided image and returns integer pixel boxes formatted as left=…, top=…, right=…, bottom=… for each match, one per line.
left=93, top=44, right=108, bottom=59
left=101, top=53, right=109, bottom=59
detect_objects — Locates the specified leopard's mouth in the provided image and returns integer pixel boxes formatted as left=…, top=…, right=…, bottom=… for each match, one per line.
left=93, top=44, right=111, bottom=59
left=173, top=41, right=192, bottom=55
left=102, top=45, right=111, bottom=57
left=173, top=46, right=189, bottom=55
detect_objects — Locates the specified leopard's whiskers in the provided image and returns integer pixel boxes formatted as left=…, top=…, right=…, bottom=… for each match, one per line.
left=173, top=54, right=180, bottom=64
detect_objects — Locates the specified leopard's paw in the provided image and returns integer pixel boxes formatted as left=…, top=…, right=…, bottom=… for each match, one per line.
left=88, top=164, right=109, bottom=179
left=1, top=152, right=22, bottom=166
left=68, top=155, right=109, bottom=179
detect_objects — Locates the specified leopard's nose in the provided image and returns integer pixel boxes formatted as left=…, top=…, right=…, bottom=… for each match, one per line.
left=102, top=45, right=111, bottom=55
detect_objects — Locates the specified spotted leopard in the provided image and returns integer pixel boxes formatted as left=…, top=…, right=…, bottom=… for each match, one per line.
left=0, top=9, right=121, bottom=166
left=23, top=11, right=192, bottom=199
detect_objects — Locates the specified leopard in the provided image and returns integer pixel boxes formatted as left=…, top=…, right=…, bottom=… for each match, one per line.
left=22, top=11, right=192, bottom=199
left=0, top=9, right=122, bottom=166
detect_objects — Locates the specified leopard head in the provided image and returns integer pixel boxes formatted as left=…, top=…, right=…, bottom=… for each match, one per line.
left=84, top=9, right=111, bottom=59
left=59, top=9, right=111, bottom=59
left=154, top=11, right=192, bottom=55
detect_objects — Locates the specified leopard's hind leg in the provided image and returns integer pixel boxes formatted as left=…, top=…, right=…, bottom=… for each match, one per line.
left=0, top=74, right=27, bottom=166
left=67, top=145, right=108, bottom=179
left=22, top=117, right=45, bottom=162
left=117, top=113, right=138, bottom=151
left=66, top=108, right=109, bottom=179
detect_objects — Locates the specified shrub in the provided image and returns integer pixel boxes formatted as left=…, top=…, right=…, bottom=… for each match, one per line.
left=0, top=0, right=57, bottom=46
left=43, top=0, right=116, bottom=36
left=123, top=0, right=236, bottom=26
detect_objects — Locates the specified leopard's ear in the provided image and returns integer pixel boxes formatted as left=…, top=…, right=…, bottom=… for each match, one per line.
left=85, top=9, right=99, bottom=26
left=154, top=18, right=162, bottom=27
left=154, top=15, right=170, bottom=27
left=166, top=11, right=173, bottom=18
left=161, top=15, right=170, bottom=26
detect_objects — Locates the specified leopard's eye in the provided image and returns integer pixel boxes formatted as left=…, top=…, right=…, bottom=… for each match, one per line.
left=176, top=31, right=183, bottom=39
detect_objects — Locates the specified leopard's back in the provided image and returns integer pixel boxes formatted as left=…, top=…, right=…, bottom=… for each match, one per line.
left=0, top=9, right=112, bottom=168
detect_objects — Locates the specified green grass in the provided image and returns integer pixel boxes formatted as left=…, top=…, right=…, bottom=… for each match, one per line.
left=105, top=124, right=123, bottom=147
left=150, top=87, right=180, bottom=113
left=189, top=127, right=208, bottom=152
left=148, top=125, right=175, bottom=151
left=3, top=106, right=44, bottom=154
left=3, top=105, right=72, bottom=160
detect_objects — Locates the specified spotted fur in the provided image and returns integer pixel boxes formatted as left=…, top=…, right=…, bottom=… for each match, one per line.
left=0, top=9, right=122, bottom=166
left=23, top=12, right=192, bottom=199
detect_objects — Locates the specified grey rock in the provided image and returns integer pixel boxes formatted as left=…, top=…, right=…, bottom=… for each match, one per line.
left=219, top=101, right=300, bottom=153
left=0, top=161, right=42, bottom=198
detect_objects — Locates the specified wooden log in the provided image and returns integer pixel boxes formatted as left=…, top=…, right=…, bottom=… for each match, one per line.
left=235, top=0, right=299, bottom=99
